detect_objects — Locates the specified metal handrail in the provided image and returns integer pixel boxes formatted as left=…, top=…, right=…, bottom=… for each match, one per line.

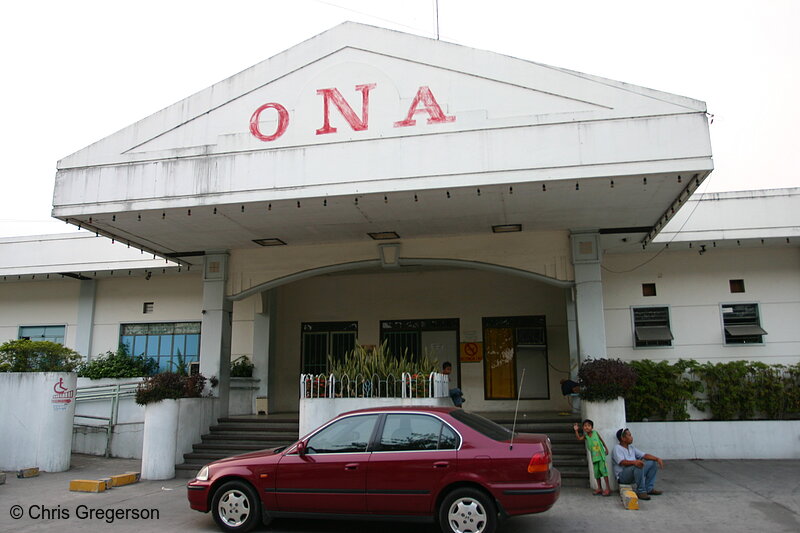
left=74, top=381, right=142, bottom=457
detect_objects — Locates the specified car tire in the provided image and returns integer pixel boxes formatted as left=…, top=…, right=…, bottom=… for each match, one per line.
left=438, top=487, right=497, bottom=533
left=211, top=480, right=261, bottom=533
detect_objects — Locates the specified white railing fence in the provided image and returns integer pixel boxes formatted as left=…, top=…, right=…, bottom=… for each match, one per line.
left=300, top=372, right=449, bottom=399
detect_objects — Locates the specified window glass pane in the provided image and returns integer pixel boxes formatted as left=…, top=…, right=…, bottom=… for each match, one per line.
left=159, top=335, right=173, bottom=356
left=330, top=332, right=356, bottom=363
left=133, top=336, right=147, bottom=356
left=185, top=334, right=200, bottom=357
left=484, top=327, right=515, bottom=399
left=302, top=332, right=328, bottom=375
left=439, top=424, right=459, bottom=450
left=306, top=414, right=378, bottom=454
left=516, top=327, right=546, bottom=346
left=449, top=410, right=513, bottom=441
left=516, top=347, right=549, bottom=398
left=146, top=336, right=160, bottom=357
left=722, top=303, right=762, bottom=344
left=121, top=336, right=134, bottom=354
left=19, top=326, right=45, bottom=339
left=384, top=331, right=420, bottom=360
left=174, top=322, right=201, bottom=334
left=380, top=414, right=442, bottom=451
left=172, top=334, right=186, bottom=356
left=158, top=356, right=172, bottom=372
left=123, top=324, right=148, bottom=336
left=149, top=323, right=174, bottom=335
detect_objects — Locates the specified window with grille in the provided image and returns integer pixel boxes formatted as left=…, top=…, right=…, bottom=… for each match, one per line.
left=120, top=322, right=201, bottom=372
left=721, top=303, right=766, bottom=345
left=19, top=325, right=65, bottom=344
left=379, top=319, right=458, bottom=361
left=632, top=307, right=674, bottom=348
left=301, top=322, right=357, bottom=375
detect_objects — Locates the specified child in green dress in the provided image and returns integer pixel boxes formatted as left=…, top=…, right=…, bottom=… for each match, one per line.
left=574, top=419, right=612, bottom=496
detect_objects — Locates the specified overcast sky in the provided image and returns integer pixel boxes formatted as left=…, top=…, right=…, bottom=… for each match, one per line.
left=1, top=0, right=797, bottom=237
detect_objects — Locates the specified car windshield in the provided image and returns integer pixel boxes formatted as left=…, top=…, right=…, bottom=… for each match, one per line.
left=450, top=410, right=513, bottom=441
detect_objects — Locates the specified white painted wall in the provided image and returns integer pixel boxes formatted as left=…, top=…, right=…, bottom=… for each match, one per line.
left=90, top=274, right=202, bottom=359
left=0, top=279, right=80, bottom=349
left=627, top=421, right=800, bottom=459
left=258, top=267, right=570, bottom=413
left=603, top=247, right=800, bottom=364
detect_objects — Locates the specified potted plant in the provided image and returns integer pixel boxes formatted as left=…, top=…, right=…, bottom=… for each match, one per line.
left=577, top=357, right=637, bottom=491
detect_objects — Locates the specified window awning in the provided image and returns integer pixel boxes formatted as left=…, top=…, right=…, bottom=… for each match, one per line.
left=725, top=325, right=767, bottom=336
left=635, top=326, right=674, bottom=341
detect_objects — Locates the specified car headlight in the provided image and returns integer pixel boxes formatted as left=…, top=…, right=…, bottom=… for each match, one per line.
left=195, top=466, right=210, bottom=481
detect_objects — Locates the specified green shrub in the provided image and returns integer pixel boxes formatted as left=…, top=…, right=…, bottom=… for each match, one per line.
left=135, top=371, right=206, bottom=405
left=0, top=339, right=82, bottom=372
left=625, top=359, right=703, bottom=421
left=578, top=357, right=637, bottom=402
left=230, top=356, right=254, bottom=378
left=77, top=346, right=158, bottom=379
left=327, top=341, right=438, bottom=379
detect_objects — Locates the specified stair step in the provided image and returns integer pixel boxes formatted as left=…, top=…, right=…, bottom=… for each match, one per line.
left=203, top=434, right=295, bottom=443
left=210, top=424, right=298, bottom=432
left=217, top=417, right=299, bottom=424
left=194, top=443, right=274, bottom=452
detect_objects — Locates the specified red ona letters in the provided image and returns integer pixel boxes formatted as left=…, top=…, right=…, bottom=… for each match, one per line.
left=250, top=84, right=455, bottom=142
left=249, top=103, right=290, bottom=142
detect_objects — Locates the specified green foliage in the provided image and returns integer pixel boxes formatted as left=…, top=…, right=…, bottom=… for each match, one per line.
left=693, top=360, right=797, bottom=420
left=624, top=359, right=800, bottom=421
left=327, top=341, right=438, bottom=380
left=625, top=359, right=703, bottom=421
left=77, top=346, right=158, bottom=379
left=135, top=371, right=207, bottom=405
left=578, top=358, right=637, bottom=402
left=0, top=339, right=82, bottom=372
left=230, top=356, right=254, bottom=378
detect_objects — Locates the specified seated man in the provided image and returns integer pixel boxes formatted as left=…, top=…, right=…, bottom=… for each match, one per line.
left=611, top=428, right=664, bottom=500
left=442, top=361, right=464, bottom=407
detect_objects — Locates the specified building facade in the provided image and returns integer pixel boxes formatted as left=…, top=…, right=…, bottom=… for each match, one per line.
left=2, top=24, right=796, bottom=417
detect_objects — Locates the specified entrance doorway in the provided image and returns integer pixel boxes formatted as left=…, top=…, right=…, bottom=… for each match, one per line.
left=483, top=316, right=549, bottom=400
left=379, top=319, right=460, bottom=386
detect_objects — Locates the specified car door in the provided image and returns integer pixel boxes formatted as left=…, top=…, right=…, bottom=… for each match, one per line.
left=275, top=413, right=378, bottom=514
left=366, top=413, right=459, bottom=515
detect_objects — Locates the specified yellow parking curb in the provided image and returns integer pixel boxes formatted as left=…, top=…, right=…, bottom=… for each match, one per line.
left=111, top=473, right=140, bottom=487
left=69, top=479, right=107, bottom=493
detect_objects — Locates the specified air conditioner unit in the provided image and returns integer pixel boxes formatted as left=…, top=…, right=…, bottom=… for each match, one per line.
left=189, top=361, right=200, bottom=376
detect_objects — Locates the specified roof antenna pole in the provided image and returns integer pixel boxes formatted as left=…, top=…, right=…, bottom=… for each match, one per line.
left=509, top=368, right=525, bottom=450
left=434, top=0, right=440, bottom=40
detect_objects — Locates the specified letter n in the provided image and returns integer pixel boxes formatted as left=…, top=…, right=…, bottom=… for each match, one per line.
left=394, top=86, right=456, bottom=127
left=316, top=83, right=377, bottom=135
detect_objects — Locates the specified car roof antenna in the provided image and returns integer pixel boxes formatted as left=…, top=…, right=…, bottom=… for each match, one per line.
left=509, top=368, right=526, bottom=451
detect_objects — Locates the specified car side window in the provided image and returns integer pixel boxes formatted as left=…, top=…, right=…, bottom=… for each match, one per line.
left=305, top=414, right=378, bottom=454
left=379, top=414, right=458, bottom=451
left=438, top=422, right=459, bottom=450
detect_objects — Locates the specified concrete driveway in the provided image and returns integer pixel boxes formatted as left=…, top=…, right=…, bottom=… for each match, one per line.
left=1, top=454, right=797, bottom=533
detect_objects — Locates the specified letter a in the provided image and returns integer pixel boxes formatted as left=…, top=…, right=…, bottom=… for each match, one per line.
left=394, top=86, right=456, bottom=127
left=316, top=83, right=377, bottom=135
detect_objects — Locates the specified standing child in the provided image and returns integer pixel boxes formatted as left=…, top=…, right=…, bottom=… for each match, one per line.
left=573, top=419, right=612, bottom=496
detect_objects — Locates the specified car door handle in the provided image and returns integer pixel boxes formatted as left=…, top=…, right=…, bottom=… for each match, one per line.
left=433, top=461, right=449, bottom=469
left=345, top=463, right=359, bottom=470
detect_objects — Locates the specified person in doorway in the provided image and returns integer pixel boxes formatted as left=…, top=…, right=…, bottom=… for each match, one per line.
left=573, top=419, right=612, bottom=496
left=442, top=361, right=465, bottom=407
left=612, top=428, right=664, bottom=500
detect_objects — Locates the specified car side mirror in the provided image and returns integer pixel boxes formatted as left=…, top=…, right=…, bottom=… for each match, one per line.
left=296, top=441, right=306, bottom=456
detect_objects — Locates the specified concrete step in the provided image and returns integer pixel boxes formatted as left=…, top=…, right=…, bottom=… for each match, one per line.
left=203, top=433, right=296, bottom=442
left=210, top=423, right=299, bottom=433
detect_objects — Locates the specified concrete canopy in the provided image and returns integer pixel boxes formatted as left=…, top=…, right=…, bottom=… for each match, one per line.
left=52, top=22, right=712, bottom=261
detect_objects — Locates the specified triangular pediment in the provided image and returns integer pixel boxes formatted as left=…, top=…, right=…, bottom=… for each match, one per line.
left=59, top=22, right=706, bottom=169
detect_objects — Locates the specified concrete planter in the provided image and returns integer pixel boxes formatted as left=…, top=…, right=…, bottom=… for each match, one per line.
left=582, top=397, right=627, bottom=490
left=140, top=397, right=219, bottom=480
left=229, top=377, right=260, bottom=415
left=299, top=397, right=451, bottom=437
left=0, top=372, right=77, bottom=472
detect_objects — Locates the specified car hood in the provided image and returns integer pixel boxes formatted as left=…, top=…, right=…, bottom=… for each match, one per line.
left=211, top=445, right=288, bottom=466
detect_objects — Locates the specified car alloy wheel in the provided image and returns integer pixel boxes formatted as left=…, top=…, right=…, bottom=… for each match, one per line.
left=211, top=480, right=260, bottom=533
left=439, top=488, right=497, bottom=533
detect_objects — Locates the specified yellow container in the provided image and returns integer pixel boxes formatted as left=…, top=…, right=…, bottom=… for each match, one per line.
left=621, top=489, right=639, bottom=510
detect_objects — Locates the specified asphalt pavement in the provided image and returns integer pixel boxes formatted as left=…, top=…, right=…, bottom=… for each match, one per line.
left=0, top=454, right=797, bottom=533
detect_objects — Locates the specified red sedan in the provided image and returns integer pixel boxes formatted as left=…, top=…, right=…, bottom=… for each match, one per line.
left=187, top=406, right=560, bottom=533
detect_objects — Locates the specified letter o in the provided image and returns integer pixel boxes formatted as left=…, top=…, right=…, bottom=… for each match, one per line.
left=249, top=103, right=290, bottom=142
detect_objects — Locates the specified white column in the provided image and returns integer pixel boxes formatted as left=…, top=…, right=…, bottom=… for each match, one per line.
left=199, top=253, right=232, bottom=418
left=252, top=289, right=277, bottom=412
left=570, top=232, right=608, bottom=362
left=75, top=279, right=96, bottom=358
left=565, top=288, right=579, bottom=380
